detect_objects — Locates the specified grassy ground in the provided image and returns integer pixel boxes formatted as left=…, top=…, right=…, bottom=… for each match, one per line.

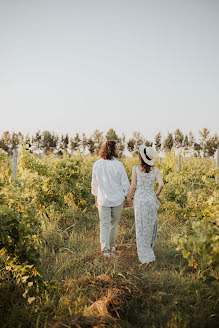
left=1, top=207, right=218, bottom=328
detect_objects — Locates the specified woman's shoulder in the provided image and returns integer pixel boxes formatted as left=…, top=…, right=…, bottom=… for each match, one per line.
left=113, top=158, right=123, bottom=165
left=153, top=166, right=161, bottom=176
left=112, top=158, right=126, bottom=169
left=93, top=158, right=105, bottom=168
left=94, top=158, right=104, bottom=164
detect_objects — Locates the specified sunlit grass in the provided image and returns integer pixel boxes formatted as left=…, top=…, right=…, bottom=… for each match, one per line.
left=1, top=207, right=218, bottom=328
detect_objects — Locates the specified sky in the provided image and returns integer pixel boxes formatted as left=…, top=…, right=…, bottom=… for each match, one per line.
left=0, top=0, right=218, bottom=141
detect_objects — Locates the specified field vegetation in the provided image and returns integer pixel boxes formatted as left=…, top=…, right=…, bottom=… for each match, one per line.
left=0, top=147, right=218, bottom=328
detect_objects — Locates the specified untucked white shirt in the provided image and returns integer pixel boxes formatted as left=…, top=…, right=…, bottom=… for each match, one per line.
left=91, top=158, right=130, bottom=207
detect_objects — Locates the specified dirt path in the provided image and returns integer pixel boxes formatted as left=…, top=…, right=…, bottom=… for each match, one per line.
left=81, top=208, right=218, bottom=328
left=50, top=208, right=218, bottom=328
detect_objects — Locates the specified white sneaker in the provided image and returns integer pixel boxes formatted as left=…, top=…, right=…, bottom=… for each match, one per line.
left=110, top=246, right=116, bottom=252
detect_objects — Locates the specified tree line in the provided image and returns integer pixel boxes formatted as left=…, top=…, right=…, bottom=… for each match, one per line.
left=0, top=128, right=218, bottom=157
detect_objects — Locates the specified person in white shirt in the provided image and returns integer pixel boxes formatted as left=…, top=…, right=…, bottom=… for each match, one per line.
left=91, top=140, right=130, bottom=258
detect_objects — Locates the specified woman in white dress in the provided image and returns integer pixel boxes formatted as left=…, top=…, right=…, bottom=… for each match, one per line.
left=126, top=145, right=164, bottom=264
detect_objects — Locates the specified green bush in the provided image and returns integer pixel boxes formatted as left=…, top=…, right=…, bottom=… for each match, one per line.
left=177, top=194, right=219, bottom=281
left=0, top=150, right=44, bottom=303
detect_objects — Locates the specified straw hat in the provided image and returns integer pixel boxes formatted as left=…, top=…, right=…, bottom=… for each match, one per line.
left=139, top=145, right=157, bottom=165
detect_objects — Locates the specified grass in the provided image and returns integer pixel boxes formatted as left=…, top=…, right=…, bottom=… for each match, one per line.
left=0, top=207, right=218, bottom=328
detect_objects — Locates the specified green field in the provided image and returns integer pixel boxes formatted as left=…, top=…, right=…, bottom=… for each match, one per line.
left=0, top=148, right=218, bottom=327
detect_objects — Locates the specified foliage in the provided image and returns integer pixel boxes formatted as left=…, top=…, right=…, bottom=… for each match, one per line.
left=0, top=149, right=44, bottom=303
left=1, top=129, right=218, bottom=158
left=154, top=132, right=162, bottom=153
left=105, top=128, right=119, bottom=141
left=163, top=132, right=174, bottom=152
left=174, top=128, right=184, bottom=148
left=177, top=194, right=219, bottom=281
left=0, top=146, right=218, bottom=327
left=18, top=147, right=96, bottom=212
left=3, top=147, right=219, bottom=284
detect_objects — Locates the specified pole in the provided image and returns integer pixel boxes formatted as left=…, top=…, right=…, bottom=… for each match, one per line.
left=11, top=148, right=18, bottom=179
left=216, top=148, right=219, bottom=184
left=178, top=155, right=181, bottom=173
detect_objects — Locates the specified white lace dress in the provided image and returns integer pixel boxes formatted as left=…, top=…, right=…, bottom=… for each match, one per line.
left=133, top=165, right=160, bottom=263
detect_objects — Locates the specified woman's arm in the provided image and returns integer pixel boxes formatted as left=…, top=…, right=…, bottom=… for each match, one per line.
left=126, top=166, right=137, bottom=206
left=95, top=196, right=98, bottom=208
left=155, top=168, right=164, bottom=199
left=91, top=165, right=98, bottom=207
left=120, top=163, right=131, bottom=197
left=91, top=165, right=98, bottom=196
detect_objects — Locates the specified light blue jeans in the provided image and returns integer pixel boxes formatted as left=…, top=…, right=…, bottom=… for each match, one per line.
left=98, top=201, right=124, bottom=253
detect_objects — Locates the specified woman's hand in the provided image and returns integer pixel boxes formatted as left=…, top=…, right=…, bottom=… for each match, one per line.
left=155, top=192, right=160, bottom=201
left=126, top=199, right=133, bottom=207
left=95, top=196, right=98, bottom=208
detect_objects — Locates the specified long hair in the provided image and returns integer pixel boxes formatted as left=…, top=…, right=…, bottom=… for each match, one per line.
left=100, top=141, right=118, bottom=160
left=139, top=154, right=154, bottom=173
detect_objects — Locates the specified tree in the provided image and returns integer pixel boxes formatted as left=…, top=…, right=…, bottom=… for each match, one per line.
left=127, top=138, right=136, bottom=155
left=0, top=131, right=11, bottom=154
left=154, top=132, right=162, bottom=153
left=183, top=135, right=189, bottom=151
left=194, top=143, right=202, bottom=157
left=174, top=129, right=184, bottom=149
left=87, top=137, right=95, bottom=154
left=118, top=133, right=126, bottom=158
left=32, top=130, right=43, bottom=152
left=199, top=128, right=210, bottom=157
left=92, top=129, right=104, bottom=155
left=106, top=128, right=119, bottom=141
left=145, top=140, right=153, bottom=147
left=163, top=132, right=174, bottom=152
left=12, top=132, right=23, bottom=150
left=41, top=131, right=59, bottom=155
left=127, top=131, right=145, bottom=155
left=199, top=128, right=210, bottom=140
left=205, top=134, right=219, bottom=157
left=70, top=133, right=81, bottom=153
left=133, top=131, right=145, bottom=149
left=60, top=134, right=69, bottom=151
left=188, top=132, right=195, bottom=149
left=82, top=133, right=88, bottom=153
left=0, top=131, right=23, bottom=155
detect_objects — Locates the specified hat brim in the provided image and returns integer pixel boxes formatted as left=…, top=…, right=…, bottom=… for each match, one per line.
left=139, top=145, right=155, bottom=166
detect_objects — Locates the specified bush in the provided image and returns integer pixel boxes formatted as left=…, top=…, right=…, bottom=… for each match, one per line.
left=0, top=149, right=44, bottom=303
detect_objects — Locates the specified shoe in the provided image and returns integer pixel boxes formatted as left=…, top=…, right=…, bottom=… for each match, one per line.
left=110, top=246, right=116, bottom=252
left=103, top=252, right=111, bottom=258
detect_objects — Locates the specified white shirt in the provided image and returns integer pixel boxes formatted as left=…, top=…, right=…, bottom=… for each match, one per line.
left=91, top=157, right=130, bottom=207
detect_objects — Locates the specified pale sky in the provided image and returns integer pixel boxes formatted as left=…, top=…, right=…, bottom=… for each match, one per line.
left=0, top=0, right=218, bottom=141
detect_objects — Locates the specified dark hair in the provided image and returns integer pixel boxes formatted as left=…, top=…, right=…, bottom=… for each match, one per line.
left=100, top=141, right=118, bottom=160
left=139, top=154, right=154, bottom=173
